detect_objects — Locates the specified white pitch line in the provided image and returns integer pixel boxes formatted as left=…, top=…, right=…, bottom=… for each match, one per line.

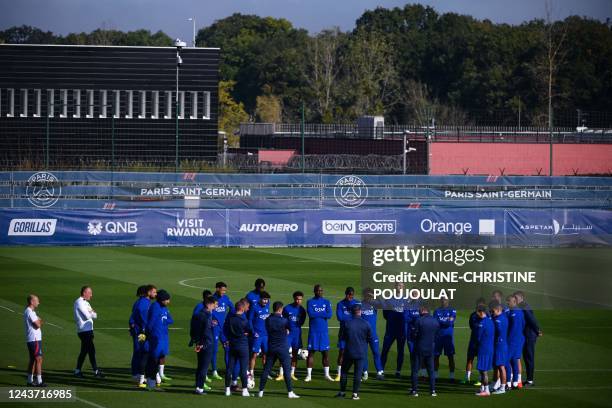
left=96, top=327, right=184, bottom=330
left=536, top=368, right=612, bottom=372
left=0, top=305, right=15, bottom=313
left=76, top=396, right=109, bottom=408
left=178, top=277, right=220, bottom=289
left=46, top=322, right=63, bottom=329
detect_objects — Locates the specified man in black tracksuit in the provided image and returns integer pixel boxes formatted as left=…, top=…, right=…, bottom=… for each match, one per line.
left=258, top=301, right=300, bottom=399
left=410, top=305, right=440, bottom=397
left=515, top=291, right=542, bottom=387
left=192, top=296, right=216, bottom=394
left=223, top=300, right=251, bottom=397
left=336, top=304, right=371, bottom=400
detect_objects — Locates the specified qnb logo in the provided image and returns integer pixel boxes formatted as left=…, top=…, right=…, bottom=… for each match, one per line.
left=334, top=175, right=368, bottom=208
left=87, top=220, right=138, bottom=235
left=322, top=220, right=396, bottom=235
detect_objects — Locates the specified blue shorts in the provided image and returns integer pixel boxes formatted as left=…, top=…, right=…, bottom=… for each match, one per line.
left=27, top=341, right=43, bottom=358
left=476, top=351, right=493, bottom=372
left=508, top=340, right=524, bottom=360
left=337, top=339, right=346, bottom=350
left=307, top=331, right=330, bottom=351
left=251, top=334, right=268, bottom=353
left=160, top=341, right=169, bottom=357
left=288, top=329, right=302, bottom=350
left=435, top=335, right=455, bottom=356
left=494, top=345, right=508, bottom=366
left=149, top=341, right=165, bottom=359
left=467, top=340, right=478, bottom=360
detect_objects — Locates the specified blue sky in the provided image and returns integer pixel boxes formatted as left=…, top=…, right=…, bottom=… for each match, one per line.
left=1, top=0, right=610, bottom=41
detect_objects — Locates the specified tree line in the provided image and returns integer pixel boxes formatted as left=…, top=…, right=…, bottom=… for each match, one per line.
left=2, top=4, right=612, bottom=131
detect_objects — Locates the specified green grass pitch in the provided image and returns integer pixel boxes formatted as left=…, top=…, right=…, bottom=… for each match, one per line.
left=1, top=247, right=611, bottom=407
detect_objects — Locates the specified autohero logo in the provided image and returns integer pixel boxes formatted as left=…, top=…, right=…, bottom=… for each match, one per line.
left=8, top=219, right=57, bottom=236
left=87, top=220, right=138, bottom=236
left=322, top=220, right=396, bottom=235
left=167, top=218, right=213, bottom=237
left=26, top=172, right=61, bottom=208
left=239, top=223, right=299, bottom=233
left=334, top=175, right=368, bottom=208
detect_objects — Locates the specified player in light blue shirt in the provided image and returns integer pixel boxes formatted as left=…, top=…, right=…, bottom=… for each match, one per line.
left=433, top=298, right=456, bottom=381
left=506, top=294, right=525, bottom=389
left=475, top=304, right=494, bottom=397
left=361, top=288, right=384, bottom=380
left=491, top=302, right=509, bottom=394
left=305, top=284, right=333, bottom=381
left=248, top=291, right=270, bottom=380
left=210, top=282, right=234, bottom=380
left=281, top=291, right=306, bottom=381
left=335, top=287, right=359, bottom=381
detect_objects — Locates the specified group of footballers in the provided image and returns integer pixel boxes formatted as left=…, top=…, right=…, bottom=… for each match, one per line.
left=23, top=278, right=542, bottom=400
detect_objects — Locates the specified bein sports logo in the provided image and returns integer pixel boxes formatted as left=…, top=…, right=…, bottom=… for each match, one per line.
left=26, top=172, right=61, bottom=208
left=334, top=176, right=368, bottom=208
left=87, top=220, right=138, bottom=236
left=322, top=220, right=396, bottom=235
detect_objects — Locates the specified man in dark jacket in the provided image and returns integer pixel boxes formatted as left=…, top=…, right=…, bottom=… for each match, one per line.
left=192, top=296, right=216, bottom=395
left=336, top=304, right=372, bottom=400
left=514, top=291, right=542, bottom=387
left=410, top=305, right=440, bottom=397
left=257, top=301, right=300, bottom=399
left=223, top=300, right=251, bottom=397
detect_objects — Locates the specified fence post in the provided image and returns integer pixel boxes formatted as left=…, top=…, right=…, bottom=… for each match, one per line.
left=301, top=102, right=305, bottom=173
left=45, top=103, right=50, bottom=169
left=111, top=112, right=115, bottom=171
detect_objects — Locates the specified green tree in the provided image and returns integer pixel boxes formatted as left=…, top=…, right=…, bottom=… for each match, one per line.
left=218, top=80, right=249, bottom=147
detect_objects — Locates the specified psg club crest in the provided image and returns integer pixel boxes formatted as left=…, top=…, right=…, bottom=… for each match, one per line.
left=26, top=171, right=61, bottom=208
left=334, top=175, right=368, bottom=208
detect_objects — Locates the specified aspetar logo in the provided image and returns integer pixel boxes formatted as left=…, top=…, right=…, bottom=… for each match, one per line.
left=239, top=223, right=299, bottom=233
left=8, top=219, right=57, bottom=236
left=26, top=172, right=61, bottom=208
left=334, top=175, right=368, bottom=208
left=519, top=219, right=591, bottom=236
left=322, top=220, right=396, bottom=235
left=167, top=218, right=213, bottom=237
left=87, top=219, right=138, bottom=235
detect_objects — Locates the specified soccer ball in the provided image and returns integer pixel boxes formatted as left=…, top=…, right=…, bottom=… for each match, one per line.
left=298, top=348, right=309, bottom=360
left=247, top=373, right=255, bottom=389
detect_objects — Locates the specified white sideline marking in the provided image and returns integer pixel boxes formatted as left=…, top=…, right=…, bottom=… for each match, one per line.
left=537, top=368, right=612, bottom=372
left=46, top=322, right=63, bottom=329
left=178, top=277, right=220, bottom=289
left=96, top=327, right=183, bottom=330
left=0, top=305, right=15, bottom=313
left=76, top=396, right=108, bottom=408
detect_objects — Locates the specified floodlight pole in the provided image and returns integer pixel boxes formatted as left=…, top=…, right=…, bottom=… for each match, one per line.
left=175, top=44, right=182, bottom=173
left=188, top=17, right=196, bottom=47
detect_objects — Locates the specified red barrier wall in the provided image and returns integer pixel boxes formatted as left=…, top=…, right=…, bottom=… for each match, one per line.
left=430, top=143, right=612, bottom=175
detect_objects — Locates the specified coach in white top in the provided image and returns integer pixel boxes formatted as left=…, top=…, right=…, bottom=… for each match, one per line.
left=73, top=286, right=103, bottom=378
left=24, top=294, right=45, bottom=387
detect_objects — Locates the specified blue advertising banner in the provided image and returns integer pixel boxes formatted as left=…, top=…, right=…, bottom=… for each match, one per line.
left=1, top=171, right=610, bottom=210
left=1, top=208, right=609, bottom=247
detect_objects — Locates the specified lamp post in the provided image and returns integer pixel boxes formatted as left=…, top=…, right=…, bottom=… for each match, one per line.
left=174, top=38, right=186, bottom=173
left=187, top=17, right=196, bottom=47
